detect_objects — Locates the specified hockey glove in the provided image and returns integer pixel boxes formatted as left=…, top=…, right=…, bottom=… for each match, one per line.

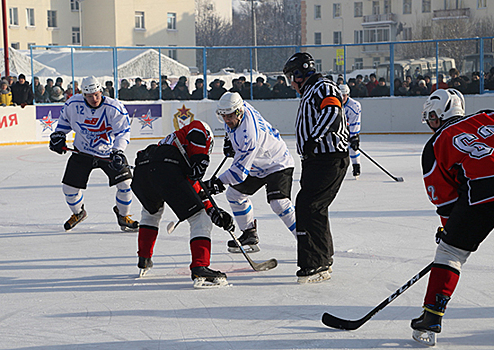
left=349, top=135, right=360, bottom=151
left=302, top=137, right=317, bottom=159
left=49, top=131, right=67, bottom=154
left=435, top=226, right=444, bottom=244
left=223, top=135, right=235, bottom=158
left=203, top=176, right=225, bottom=195
left=188, top=153, right=210, bottom=181
left=207, top=207, right=235, bottom=232
left=109, top=149, right=127, bottom=172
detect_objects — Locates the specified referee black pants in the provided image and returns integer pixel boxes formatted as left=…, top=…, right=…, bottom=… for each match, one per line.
left=295, top=154, right=349, bottom=269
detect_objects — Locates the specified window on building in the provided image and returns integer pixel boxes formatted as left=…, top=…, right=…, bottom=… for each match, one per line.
left=333, top=31, right=342, bottom=45
left=478, top=0, right=487, bottom=8
left=333, top=3, right=341, bottom=18
left=373, top=57, right=381, bottom=68
left=422, top=0, right=431, bottom=13
left=354, top=58, right=363, bottom=69
left=384, top=0, right=391, bottom=14
left=354, top=30, right=363, bottom=44
left=354, top=2, right=363, bottom=17
left=11, top=42, right=20, bottom=50
left=167, top=13, right=177, bottom=30
left=28, top=43, right=36, bottom=49
left=315, top=32, right=322, bottom=45
left=403, top=0, right=412, bottom=14
left=72, top=27, right=80, bottom=44
left=315, top=59, right=322, bottom=72
left=26, top=8, right=35, bottom=27
left=47, top=10, right=57, bottom=28
left=403, top=27, right=412, bottom=40
left=445, top=0, right=463, bottom=9
left=9, top=7, right=18, bottom=26
left=71, top=0, right=80, bottom=11
left=315, top=5, right=322, bottom=19
left=135, top=11, right=145, bottom=29
left=364, top=28, right=390, bottom=42
left=168, top=47, right=177, bottom=60
left=372, top=1, right=380, bottom=15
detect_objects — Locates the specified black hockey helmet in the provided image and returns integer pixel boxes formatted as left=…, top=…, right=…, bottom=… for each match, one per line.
left=283, top=52, right=316, bottom=84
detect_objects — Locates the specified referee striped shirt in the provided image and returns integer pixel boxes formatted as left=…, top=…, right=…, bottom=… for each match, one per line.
left=295, top=74, right=349, bottom=156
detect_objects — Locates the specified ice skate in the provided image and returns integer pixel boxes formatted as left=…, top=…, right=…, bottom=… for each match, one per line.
left=137, top=257, right=153, bottom=277
left=411, top=294, right=450, bottom=347
left=191, top=266, right=230, bottom=289
left=113, top=206, right=139, bottom=232
left=227, top=221, right=259, bottom=253
left=352, top=164, right=361, bottom=179
left=64, top=205, right=87, bottom=231
left=296, top=265, right=332, bottom=284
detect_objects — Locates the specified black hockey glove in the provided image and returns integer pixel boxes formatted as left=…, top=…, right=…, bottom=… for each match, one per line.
left=302, top=137, right=317, bottom=159
left=109, top=149, right=127, bottom=172
left=188, top=153, right=210, bottom=181
left=203, top=176, right=225, bottom=195
left=435, top=226, right=444, bottom=244
left=49, top=131, right=67, bottom=154
left=349, top=135, right=360, bottom=151
left=223, top=135, right=235, bottom=158
left=207, top=207, right=235, bottom=232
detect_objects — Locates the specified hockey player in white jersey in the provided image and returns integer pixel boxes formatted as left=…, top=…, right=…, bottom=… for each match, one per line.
left=340, top=84, right=361, bottom=177
left=49, top=76, right=138, bottom=232
left=203, top=92, right=296, bottom=253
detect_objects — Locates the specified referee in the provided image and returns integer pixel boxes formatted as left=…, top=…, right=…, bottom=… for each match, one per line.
left=283, top=52, right=349, bottom=284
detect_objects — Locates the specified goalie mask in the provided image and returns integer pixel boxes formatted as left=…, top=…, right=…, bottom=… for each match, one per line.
left=422, top=88, right=465, bottom=127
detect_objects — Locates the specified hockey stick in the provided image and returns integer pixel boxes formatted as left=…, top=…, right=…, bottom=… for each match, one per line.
left=173, top=137, right=277, bottom=272
left=359, top=149, right=404, bottom=182
left=321, top=262, right=433, bottom=330
left=167, top=156, right=229, bottom=234
left=62, top=147, right=135, bottom=169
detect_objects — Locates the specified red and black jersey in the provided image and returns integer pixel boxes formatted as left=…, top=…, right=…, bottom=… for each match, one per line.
left=422, top=110, right=494, bottom=221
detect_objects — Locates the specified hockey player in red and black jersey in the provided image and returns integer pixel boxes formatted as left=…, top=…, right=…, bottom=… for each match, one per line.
left=130, top=120, right=235, bottom=288
left=411, top=88, right=494, bottom=346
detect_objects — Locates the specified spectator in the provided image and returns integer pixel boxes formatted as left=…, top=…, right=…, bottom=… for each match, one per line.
left=130, top=77, right=149, bottom=101
left=450, top=77, right=466, bottom=94
left=272, top=75, right=296, bottom=99
left=191, top=78, right=205, bottom=100
left=50, top=86, right=66, bottom=103
left=253, top=77, right=272, bottom=99
left=72, top=81, right=81, bottom=94
left=397, top=80, right=410, bottom=96
left=336, top=76, right=344, bottom=85
left=229, top=78, right=243, bottom=94
left=11, top=73, right=34, bottom=106
left=485, top=67, right=494, bottom=90
left=353, top=75, right=368, bottom=97
left=405, top=75, right=413, bottom=90
left=208, top=79, right=227, bottom=100
left=0, top=81, right=13, bottom=106
left=424, top=75, right=432, bottom=93
left=366, top=73, right=378, bottom=96
left=431, top=74, right=449, bottom=92
left=45, top=78, right=55, bottom=98
left=412, top=66, right=421, bottom=80
left=105, top=81, right=115, bottom=98
left=34, top=84, right=50, bottom=103
left=241, top=81, right=252, bottom=100
left=447, top=68, right=461, bottom=87
left=370, top=77, right=390, bottom=97
left=411, top=79, right=430, bottom=96
left=464, top=72, right=480, bottom=95
left=33, top=76, right=41, bottom=93
left=118, top=79, right=132, bottom=101
left=173, top=77, right=191, bottom=100
left=393, top=78, right=402, bottom=96
left=55, top=77, right=64, bottom=94
left=7, top=76, right=15, bottom=87
left=160, top=77, right=175, bottom=100
left=64, top=84, right=74, bottom=100
left=148, top=80, right=159, bottom=100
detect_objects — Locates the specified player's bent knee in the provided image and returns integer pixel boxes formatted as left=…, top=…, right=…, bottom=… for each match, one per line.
left=140, top=206, right=163, bottom=227
left=116, top=179, right=132, bottom=190
left=269, top=198, right=294, bottom=217
left=434, top=240, right=471, bottom=272
left=188, top=210, right=212, bottom=240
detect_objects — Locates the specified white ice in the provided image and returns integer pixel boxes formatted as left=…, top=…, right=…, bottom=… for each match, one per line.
left=1, top=135, right=493, bottom=350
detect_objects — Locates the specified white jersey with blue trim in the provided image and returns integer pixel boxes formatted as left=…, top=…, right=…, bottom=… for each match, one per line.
left=344, top=96, right=361, bottom=138
left=218, top=101, right=295, bottom=186
left=55, top=94, right=131, bottom=157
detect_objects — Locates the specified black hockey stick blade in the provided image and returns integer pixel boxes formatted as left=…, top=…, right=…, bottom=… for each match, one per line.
left=321, top=262, right=433, bottom=330
left=360, top=149, right=404, bottom=182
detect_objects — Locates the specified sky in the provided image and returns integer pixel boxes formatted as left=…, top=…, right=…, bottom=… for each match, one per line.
left=0, top=135, right=493, bottom=350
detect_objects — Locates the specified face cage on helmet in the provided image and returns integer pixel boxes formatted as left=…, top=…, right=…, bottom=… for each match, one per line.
left=422, top=110, right=438, bottom=124
left=216, top=108, right=243, bottom=123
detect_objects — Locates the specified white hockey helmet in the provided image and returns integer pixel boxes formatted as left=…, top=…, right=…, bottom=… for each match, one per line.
left=216, top=92, right=244, bottom=123
left=339, top=84, right=350, bottom=95
left=81, top=76, right=103, bottom=94
left=422, top=88, right=465, bottom=123
left=199, top=120, right=214, bottom=155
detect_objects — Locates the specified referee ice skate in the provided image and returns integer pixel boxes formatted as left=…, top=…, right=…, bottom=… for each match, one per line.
left=283, top=52, right=349, bottom=284
left=48, top=76, right=138, bottom=232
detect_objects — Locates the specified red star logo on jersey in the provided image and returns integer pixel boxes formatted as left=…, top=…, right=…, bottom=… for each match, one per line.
left=76, top=110, right=113, bottom=148
left=87, top=119, right=112, bottom=143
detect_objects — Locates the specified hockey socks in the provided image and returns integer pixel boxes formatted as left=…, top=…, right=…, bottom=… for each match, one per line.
left=137, top=225, right=159, bottom=258
left=190, top=237, right=211, bottom=269
left=423, top=264, right=459, bottom=306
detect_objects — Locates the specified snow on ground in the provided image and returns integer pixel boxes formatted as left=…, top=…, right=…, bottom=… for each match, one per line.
left=0, top=135, right=493, bottom=350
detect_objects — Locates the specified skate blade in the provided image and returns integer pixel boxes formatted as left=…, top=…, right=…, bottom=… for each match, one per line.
left=64, top=215, right=88, bottom=232
left=137, top=268, right=151, bottom=278
left=193, top=277, right=231, bottom=289
left=354, top=175, right=359, bottom=180
left=120, top=225, right=139, bottom=232
left=227, top=244, right=260, bottom=254
left=412, top=329, right=436, bottom=346
left=297, top=270, right=331, bottom=284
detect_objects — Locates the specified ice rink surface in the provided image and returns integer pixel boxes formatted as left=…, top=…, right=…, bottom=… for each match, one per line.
left=1, top=135, right=493, bottom=350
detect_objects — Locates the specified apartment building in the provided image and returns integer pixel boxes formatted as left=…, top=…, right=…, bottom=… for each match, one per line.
left=302, top=0, right=493, bottom=73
